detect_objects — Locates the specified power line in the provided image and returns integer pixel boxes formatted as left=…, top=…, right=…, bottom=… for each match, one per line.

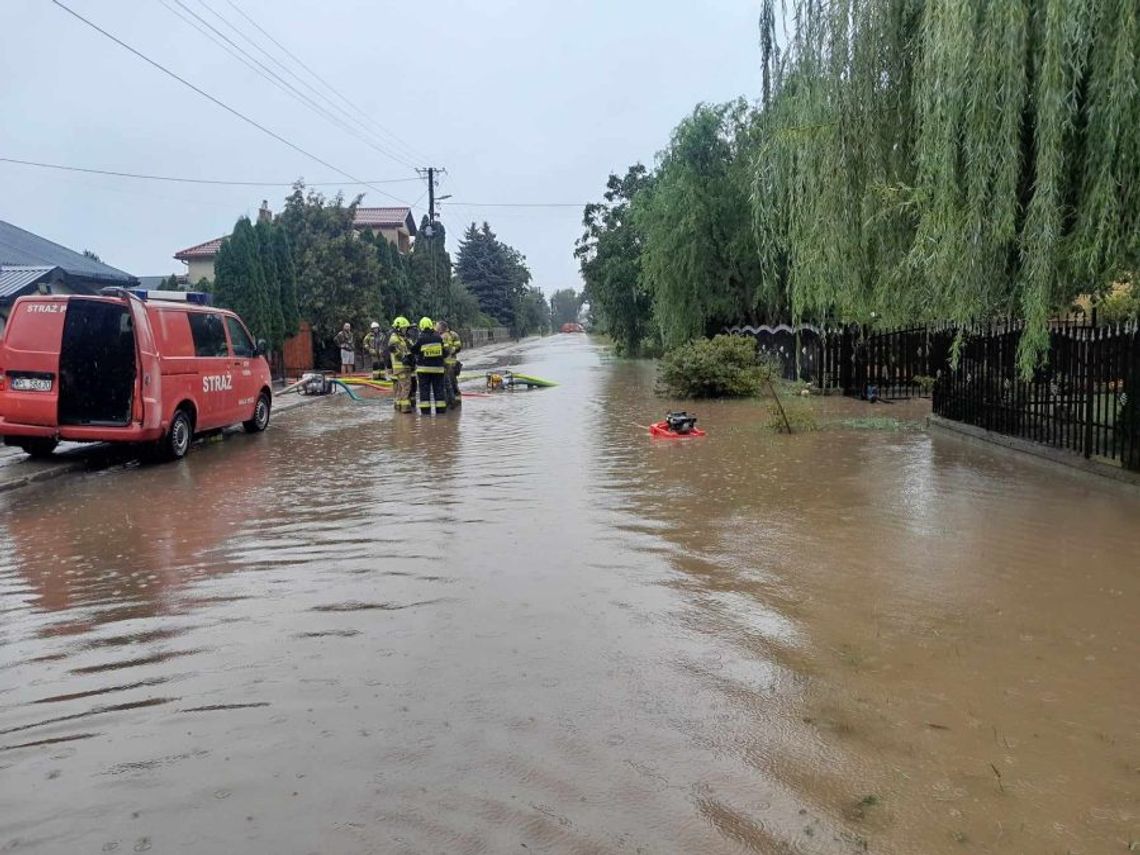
left=0, top=156, right=422, bottom=187
left=154, top=0, right=419, bottom=171
left=448, top=202, right=588, bottom=208
left=198, top=0, right=427, bottom=167
left=49, top=0, right=412, bottom=206
left=224, top=0, right=431, bottom=166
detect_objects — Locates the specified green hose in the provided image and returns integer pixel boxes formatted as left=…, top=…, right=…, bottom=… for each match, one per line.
left=330, top=379, right=363, bottom=401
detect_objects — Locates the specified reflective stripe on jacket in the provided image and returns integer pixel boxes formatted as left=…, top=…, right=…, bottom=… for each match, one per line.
left=388, top=331, right=409, bottom=371
left=442, top=330, right=462, bottom=365
left=412, top=331, right=446, bottom=374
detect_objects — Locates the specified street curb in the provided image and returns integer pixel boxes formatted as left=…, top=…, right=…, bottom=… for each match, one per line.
left=927, top=414, right=1140, bottom=489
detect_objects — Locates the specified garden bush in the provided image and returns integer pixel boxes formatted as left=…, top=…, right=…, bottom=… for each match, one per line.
left=658, top=334, right=765, bottom=398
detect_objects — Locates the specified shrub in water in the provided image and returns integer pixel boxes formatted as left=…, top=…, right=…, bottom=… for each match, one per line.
left=767, top=399, right=819, bottom=433
left=658, top=335, right=765, bottom=398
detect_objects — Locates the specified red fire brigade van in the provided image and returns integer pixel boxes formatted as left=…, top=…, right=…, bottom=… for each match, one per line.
left=0, top=289, right=273, bottom=461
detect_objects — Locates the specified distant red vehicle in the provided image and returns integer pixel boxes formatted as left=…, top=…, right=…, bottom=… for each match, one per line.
left=560, top=322, right=585, bottom=333
left=0, top=289, right=272, bottom=461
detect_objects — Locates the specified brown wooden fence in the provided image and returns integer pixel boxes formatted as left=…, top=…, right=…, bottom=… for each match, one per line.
left=282, top=321, right=314, bottom=375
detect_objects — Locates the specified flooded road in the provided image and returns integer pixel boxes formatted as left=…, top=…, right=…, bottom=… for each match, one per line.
left=1, top=335, right=1137, bottom=854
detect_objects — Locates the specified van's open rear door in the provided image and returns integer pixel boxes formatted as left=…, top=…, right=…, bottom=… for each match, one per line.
left=125, top=295, right=163, bottom=431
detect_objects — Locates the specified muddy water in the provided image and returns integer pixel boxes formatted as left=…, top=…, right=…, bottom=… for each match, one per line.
left=1, top=336, right=1137, bottom=854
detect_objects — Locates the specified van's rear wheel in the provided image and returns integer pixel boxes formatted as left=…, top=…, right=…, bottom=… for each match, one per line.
left=159, top=409, right=193, bottom=461
left=243, top=392, right=271, bottom=433
left=17, top=438, right=59, bottom=459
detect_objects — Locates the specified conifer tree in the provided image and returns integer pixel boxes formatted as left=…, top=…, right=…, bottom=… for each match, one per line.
left=274, top=226, right=301, bottom=338
left=212, top=217, right=271, bottom=341
left=255, top=218, right=285, bottom=349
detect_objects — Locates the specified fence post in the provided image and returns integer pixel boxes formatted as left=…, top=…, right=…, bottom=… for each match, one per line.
left=1083, top=326, right=1095, bottom=459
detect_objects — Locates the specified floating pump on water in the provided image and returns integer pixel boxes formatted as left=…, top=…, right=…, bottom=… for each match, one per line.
left=664, top=412, right=698, bottom=434
left=648, top=411, right=706, bottom=438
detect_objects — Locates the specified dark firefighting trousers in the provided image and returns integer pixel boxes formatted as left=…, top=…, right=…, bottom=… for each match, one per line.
left=444, top=360, right=460, bottom=407
left=416, top=368, right=448, bottom=414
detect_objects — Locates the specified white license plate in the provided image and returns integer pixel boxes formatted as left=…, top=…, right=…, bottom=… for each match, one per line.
left=11, top=377, right=52, bottom=392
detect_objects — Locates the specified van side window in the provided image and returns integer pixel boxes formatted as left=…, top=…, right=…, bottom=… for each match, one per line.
left=225, top=316, right=255, bottom=358
left=188, top=312, right=229, bottom=357
left=154, top=310, right=194, bottom=357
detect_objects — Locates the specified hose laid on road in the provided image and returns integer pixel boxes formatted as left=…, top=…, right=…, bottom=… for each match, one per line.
left=330, top=379, right=364, bottom=401
left=277, top=378, right=307, bottom=396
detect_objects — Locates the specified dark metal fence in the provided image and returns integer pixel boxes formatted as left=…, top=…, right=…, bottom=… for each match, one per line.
left=820, top=324, right=940, bottom=399
left=728, top=319, right=1140, bottom=471
left=727, top=323, right=939, bottom=398
left=933, top=320, right=1140, bottom=470
left=723, top=324, right=823, bottom=383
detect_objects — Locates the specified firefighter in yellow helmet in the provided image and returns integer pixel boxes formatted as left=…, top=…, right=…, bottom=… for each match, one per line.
left=437, top=320, right=462, bottom=407
left=410, top=316, right=447, bottom=415
left=388, top=316, right=413, bottom=414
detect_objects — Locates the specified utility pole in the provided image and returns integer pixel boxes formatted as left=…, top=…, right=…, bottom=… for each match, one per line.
left=416, top=167, right=447, bottom=223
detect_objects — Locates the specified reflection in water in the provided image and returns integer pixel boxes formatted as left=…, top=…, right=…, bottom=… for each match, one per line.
left=1, top=335, right=1137, bottom=854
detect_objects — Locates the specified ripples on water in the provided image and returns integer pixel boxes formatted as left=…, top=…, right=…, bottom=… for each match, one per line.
left=2, top=335, right=1138, bottom=854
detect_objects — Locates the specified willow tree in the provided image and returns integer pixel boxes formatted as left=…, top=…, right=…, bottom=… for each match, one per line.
left=753, top=0, right=1140, bottom=372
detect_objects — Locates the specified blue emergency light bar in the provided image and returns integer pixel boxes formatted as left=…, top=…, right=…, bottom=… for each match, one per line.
left=126, top=289, right=211, bottom=305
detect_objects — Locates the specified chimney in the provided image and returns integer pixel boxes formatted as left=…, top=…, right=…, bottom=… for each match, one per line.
left=258, top=200, right=271, bottom=223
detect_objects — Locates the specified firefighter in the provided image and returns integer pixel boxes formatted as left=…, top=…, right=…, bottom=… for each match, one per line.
left=437, top=321, right=462, bottom=407
left=388, top=316, right=413, bottom=414
left=364, top=322, right=385, bottom=380
left=410, top=316, right=447, bottom=415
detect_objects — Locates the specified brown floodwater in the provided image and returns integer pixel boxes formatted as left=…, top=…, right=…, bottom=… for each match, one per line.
left=1, top=335, right=1137, bottom=854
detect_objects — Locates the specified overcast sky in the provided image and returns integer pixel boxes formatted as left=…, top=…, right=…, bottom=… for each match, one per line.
left=1, top=0, right=765, bottom=293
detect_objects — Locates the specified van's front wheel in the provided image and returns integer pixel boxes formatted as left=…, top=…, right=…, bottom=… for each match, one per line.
left=243, top=392, right=271, bottom=433
left=159, top=409, right=193, bottom=461
left=16, top=438, right=59, bottom=459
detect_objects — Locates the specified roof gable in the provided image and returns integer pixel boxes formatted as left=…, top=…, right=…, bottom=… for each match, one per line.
left=353, top=207, right=416, bottom=235
left=174, top=236, right=225, bottom=260
left=0, top=220, right=135, bottom=283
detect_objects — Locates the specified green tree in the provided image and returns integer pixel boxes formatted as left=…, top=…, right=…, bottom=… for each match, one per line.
left=636, top=100, right=763, bottom=349
left=212, top=216, right=272, bottom=341
left=751, top=0, right=1140, bottom=373
left=550, top=288, right=583, bottom=327
left=456, top=222, right=532, bottom=325
left=254, top=218, right=285, bottom=350
left=276, top=183, right=381, bottom=340
left=574, top=164, right=656, bottom=355
left=371, top=234, right=415, bottom=321
left=163, top=274, right=181, bottom=291
left=513, top=286, right=550, bottom=337
left=447, top=277, right=491, bottom=329
left=273, top=226, right=301, bottom=338
left=407, top=217, right=454, bottom=321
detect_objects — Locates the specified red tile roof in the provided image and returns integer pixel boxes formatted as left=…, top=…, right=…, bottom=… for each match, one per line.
left=174, top=237, right=225, bottom=260
left=354, top=207, right=416, bottom=233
